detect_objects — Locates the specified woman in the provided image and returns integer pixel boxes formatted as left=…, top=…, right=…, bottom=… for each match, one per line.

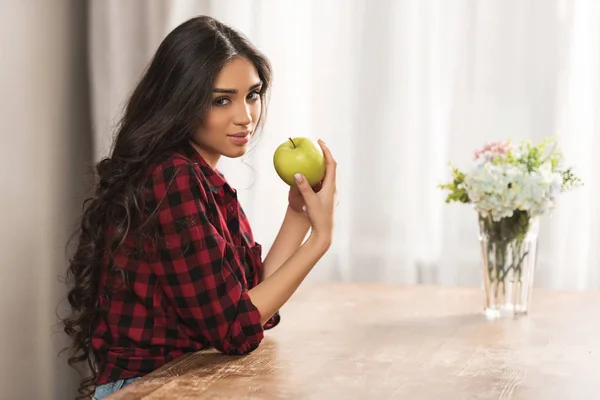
left=62, top=15, right=337, bottom=400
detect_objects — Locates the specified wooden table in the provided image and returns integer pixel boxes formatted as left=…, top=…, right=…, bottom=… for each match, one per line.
left=109, top=283, right=600, bottom=399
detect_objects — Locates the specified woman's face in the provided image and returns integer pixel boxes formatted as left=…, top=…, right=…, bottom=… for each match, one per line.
left=191, top=57, right=263, bottom=168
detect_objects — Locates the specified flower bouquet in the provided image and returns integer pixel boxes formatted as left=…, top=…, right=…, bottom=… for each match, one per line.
left=439, top=137, right=581, bottom=318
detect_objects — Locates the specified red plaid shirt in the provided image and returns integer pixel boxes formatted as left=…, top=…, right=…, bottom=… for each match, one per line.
left=91, top=141, right=280, bottom=385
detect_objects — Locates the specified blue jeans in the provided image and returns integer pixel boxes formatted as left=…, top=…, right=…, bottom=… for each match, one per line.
left=93, top=377, right=140, bottom=399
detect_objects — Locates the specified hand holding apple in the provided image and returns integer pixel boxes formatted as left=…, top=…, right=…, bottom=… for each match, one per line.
left=273, top=137, right=326, bottom=187
left=291, top=139, right=337, bottom=246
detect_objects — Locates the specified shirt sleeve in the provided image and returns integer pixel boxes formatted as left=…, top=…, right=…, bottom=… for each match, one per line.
left=237, top=205, right=281, bottom=331
left=149, top=160, right=265, bottom=355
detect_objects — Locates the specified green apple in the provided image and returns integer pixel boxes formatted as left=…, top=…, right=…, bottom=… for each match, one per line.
left=273, top=137, right=326, bottom=187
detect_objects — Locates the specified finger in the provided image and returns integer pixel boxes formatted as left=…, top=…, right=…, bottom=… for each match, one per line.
left=294, top=173, right=318, bottom=208
left=318, top=139, right=337, bottom=188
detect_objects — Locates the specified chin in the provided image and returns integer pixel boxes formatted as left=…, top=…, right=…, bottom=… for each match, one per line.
left=223, top=145, right=248, bottom=159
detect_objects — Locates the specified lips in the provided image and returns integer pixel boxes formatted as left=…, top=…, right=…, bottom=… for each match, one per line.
left=227, top=130, right=251, bottom=146
left=228, top=130, right=251, bottom=138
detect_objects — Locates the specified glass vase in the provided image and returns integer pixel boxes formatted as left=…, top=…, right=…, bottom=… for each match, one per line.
left=478, top=211, right=539, bottom=318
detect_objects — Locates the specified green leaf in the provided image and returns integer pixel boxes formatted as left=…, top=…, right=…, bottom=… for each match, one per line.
left=439, top=166, right=470, bottom=204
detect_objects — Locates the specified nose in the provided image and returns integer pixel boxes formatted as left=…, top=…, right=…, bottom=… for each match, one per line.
left=233, top=101, right=252, bottom=126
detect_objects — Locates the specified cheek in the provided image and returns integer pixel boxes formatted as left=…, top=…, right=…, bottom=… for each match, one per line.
left=251, top=101, right=262, bottom=122
left=203, top=109, right=230, bottom=133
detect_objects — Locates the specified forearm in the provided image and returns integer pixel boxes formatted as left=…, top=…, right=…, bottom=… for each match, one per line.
left=248, top=233, right=330, bottom=325
left=261, top=206, right=310, bottom=280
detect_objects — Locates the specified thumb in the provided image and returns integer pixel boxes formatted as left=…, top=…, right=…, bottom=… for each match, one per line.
left=294, top=173, right=317, bottom=205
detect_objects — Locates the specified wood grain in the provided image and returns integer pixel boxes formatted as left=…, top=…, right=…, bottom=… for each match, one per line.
left=108, top=283, right=600, bottom=399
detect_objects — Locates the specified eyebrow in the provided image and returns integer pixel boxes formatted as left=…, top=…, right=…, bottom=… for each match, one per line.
left=212, top=82, right=263, bottom=94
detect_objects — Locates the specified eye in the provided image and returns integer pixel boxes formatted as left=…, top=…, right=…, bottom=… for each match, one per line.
left=213, top=97, right=230, bottom=107
left=247, top=90, right=261, bottom=101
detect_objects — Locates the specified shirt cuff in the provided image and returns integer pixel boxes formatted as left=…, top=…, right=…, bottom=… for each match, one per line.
left=263, top=310, right=281, bottom=330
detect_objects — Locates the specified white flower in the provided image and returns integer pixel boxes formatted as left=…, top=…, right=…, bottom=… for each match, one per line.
left=464, top=161, right=563, bottom=221
left=439, top=137, right=582, bottom=217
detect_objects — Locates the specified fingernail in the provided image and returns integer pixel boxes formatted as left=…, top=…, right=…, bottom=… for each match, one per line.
left=294, top=173, right=303, bottom=183
left=319, top=138, right=326, bottom=144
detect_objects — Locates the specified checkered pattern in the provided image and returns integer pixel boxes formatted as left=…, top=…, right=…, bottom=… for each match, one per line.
left=91, top=141, right=280, bottom=385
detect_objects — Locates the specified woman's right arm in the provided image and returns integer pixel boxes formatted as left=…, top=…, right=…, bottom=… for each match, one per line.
left=248, top=139, right=337, bottom=325
left=249, top=233, right=329, bottom=325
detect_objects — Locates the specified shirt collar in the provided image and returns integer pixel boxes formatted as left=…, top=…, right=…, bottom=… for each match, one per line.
left=176, top=140, right=228, bottom=193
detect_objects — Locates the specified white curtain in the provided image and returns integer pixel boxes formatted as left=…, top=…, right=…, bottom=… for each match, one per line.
left=89, top=0, right=600, bottom=291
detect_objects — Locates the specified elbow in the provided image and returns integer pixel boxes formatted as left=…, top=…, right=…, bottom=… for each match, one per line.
left=210, top=316, right=265, bottom=355
left=208, top=290, right=266, bottom=355
left=214, top=337, right=262, bottom=355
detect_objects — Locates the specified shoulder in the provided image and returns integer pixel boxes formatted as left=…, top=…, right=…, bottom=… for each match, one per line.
left=145, top=151, right=208, bottom=201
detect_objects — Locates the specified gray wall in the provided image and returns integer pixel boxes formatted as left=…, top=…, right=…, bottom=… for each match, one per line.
left=0, top=1, right=92, bottom=398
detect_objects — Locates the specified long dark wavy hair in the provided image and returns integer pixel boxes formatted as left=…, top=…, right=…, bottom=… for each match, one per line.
left=61, top=15, right=272, bottom=399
